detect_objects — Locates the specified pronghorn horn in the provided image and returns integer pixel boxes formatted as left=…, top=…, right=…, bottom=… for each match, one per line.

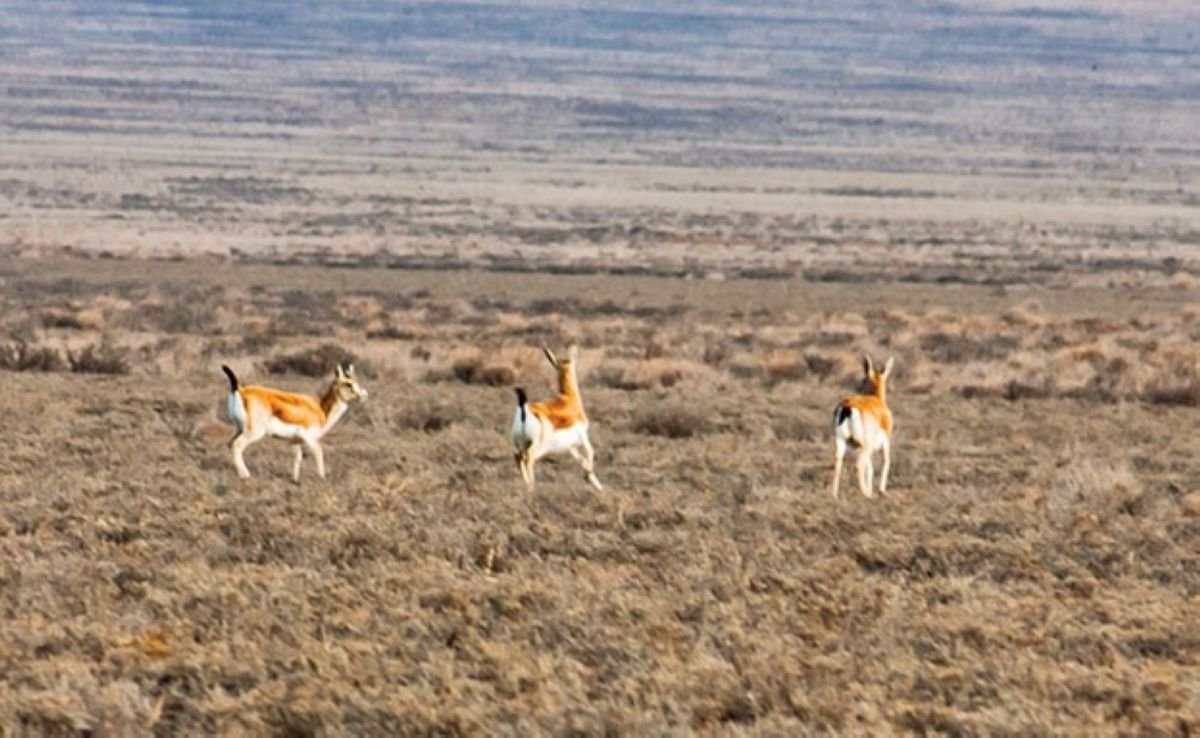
left=542, top=346, right=560, bottom=368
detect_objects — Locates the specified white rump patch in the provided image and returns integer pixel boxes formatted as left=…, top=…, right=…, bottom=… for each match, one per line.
left=227, top=392, right=247, bottom=432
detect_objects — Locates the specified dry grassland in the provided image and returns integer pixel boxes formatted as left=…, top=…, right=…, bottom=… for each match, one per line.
left=1, top=0, right=1198, bottom=734
left=0, top=257, right=1196, bottom=735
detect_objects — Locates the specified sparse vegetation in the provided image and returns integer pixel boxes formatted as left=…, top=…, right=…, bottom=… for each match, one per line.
left=0, top=340, right=66, bottom=372
left=264, top=343, right=367, bottom=378
left=631, top=401, right=710, bottom=438
left=67, top=343, right=130, bottom=375
left=448, top=356, right=516, bottom=386
left=0, top=257, right=1195, bottom=736
left=592, top=358, right=687, bottom=391
left=1, top=0, right=1198, bottom=729
left=393, top=397, right=457, bottom=433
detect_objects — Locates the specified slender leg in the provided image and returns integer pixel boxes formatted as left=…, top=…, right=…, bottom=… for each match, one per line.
left=879, top=436, right=891, bottom=494
left=855, top=452, right=871, bottom=499
left=292, top=443, right=304, bottom=483
left=520, top=447, right=536, bottom=489
left=571, top=440, right=603, bottom=491
left=831, top=437, right=846, bottom=499
left=515, top=419, right=538, bottom=491
left=523, top=454, right=536, bottom=491
left=303, top=437, right=325, bottom=479
left=582, top=435, right=603, bottom=491
left=231, top=434, right=253, bottom=479
left=862, top=453, right=876, bottom=499
left=516, top=450, right=534, bottom=489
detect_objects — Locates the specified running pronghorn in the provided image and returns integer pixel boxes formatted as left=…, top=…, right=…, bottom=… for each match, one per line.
left=221, top=362, right=368, bottom=482
left=511, top=342, right=603, bottom=491
left=831, top=355, right=895, bottom=499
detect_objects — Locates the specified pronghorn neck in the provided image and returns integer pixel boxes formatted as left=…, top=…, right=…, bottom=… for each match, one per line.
left=864, top=370, right=888, bottom=402
left=318, top=381, right=349, bottom=434
left=322, top=400, right=351, bottom=435
left=558, top=366, right=582, bottom=405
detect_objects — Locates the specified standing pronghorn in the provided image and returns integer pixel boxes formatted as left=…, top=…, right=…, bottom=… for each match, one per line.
left=511, top=343, right=603, bottom=491
left=831, top=355, right=895, bottom=499
left=222, top=362, right=368, bottom=482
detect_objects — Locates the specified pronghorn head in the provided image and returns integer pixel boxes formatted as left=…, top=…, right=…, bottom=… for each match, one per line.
left=862, top=355, right=894, bottom=398
left=332, top=362, right=369, bottom=403
left=543, top=342, right=581, bottom=394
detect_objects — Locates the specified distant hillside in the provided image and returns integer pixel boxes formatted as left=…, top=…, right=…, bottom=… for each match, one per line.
left=4, top=1, right=1195, bottom=169
left=0, top=1, right=1196, bottom=268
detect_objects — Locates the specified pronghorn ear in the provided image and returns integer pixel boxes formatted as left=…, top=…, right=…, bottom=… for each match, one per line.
left=882, top=356, right=895, bottom=378
left=862, top=355, right=874, bottom=377
left=343, top=362, right=356, bottom=377
left=542, top=346, right=560, bottom=368
left=335, top=362, right=347, bottom=379
left=567, top=342, right=579, bottom=365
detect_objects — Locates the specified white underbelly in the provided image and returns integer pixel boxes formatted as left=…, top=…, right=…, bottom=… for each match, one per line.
left=541, top=422, right=588, bottom=455
left=266, top=417, right=308, bottom=439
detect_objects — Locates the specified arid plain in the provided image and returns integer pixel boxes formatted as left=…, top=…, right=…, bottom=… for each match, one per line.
left=0, top=1, right=1198, bottom=735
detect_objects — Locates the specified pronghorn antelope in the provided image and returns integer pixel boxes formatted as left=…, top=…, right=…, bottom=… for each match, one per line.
left=831, top=355, right=895, bottom=499
left=511, top=343, right=603, bottom=491
left=222, top=362, right=368, bottom=482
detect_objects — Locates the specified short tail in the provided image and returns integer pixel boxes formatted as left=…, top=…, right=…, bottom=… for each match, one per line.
left=515, top=387, right=527, bottom=423
left=221, top=365, right=239, bottom=392
left=834, top=404, right=852, bottom=427
left=834, top=403, right=864, bottom=448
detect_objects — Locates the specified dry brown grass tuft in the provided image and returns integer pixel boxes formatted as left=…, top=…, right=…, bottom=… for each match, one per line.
left=919, top=330, right=1022, bottom=364
left=762, top=351, right=809, bottom=384
left=592, top=358, right=689, bottom=391
left=1002, top=300, right=1047, bottom=328
left=394, top=396, right=459, bottom=432
left=0, top=340, right=67, bottom=372
left=1167, top=271, right=1198, bottom=291
left=66, top=343, right=130, bottom=375
left=1047, top=457, right=1142, bottom=530
left=802, top=350, right=859, bottom=383
left=449, top=356, right=517, bottom=386
left=40, top=306, right=106, bottom=331
left=1142, top=352, right=1200, bottom=407
left=336, top=296, right=384, bottom=325
left=264, top=343, right=367, bottom=377
left=631, top=400, right=710, bottom=438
